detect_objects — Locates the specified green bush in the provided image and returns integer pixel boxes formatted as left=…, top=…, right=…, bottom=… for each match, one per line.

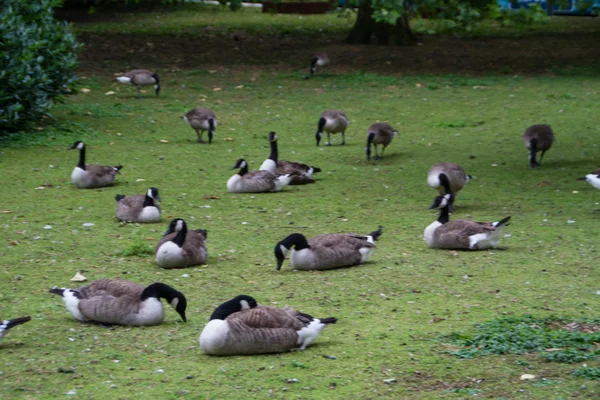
left=0, top=0, right=80, bottom=131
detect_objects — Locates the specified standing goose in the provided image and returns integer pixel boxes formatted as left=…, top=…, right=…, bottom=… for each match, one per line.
left=0, top=316, right=31, bottom=343
left=49, top=278, right=187, bottom=326
left=227, top=158, right=294, bottom=193
left=199, top=295, right=337, bottom=355
left=365, top=123, right=398, bottom=161
left=316, top=109, right=349, bottom=146
left=182, top=108, right=217, bottom=144
left=523, top=124, right=555, bottom=168
left=115, top=187, right=161, bottom=223
left=424, top=193, right=511, bottom=250
left=259, top=132, right=322, bottom=185
left=115, top=69, right=160, bottom=98
left=68, top=141, right=123, bottom=189
left=427, top=163, right=471, bottom=195
left=576, top=169, right=600, bottom=190
left=155, top=218, right=208, bottom=268
left=307, top=52, right=329, bottom=78
left=274, top=226, right=383, bottom=271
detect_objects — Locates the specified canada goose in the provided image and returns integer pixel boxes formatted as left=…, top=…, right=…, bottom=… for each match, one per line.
left=0, top=316, right=31, bottom=343
left=366, top=123, right=397, bottom=161
left=316, top=109, right=349, bottom=146
left=199, top=295, right=337, bottom=355
left=115, top=69, right=160, bottom=98
left=182, top=108, right=217, bottom=144
left=523, top=124, right=555, bottom=168
left=68, top=141, right=123, bottom=189
left=49, top=278, right=187, bottom=326
left=274, top=226, right=383, bottom=271
left=424, top=193, right=511, bottom=250
left=115, top=187, right=161, bottom=223
left=155, top=218, right=208, bottom=268
left=577, top=169, right=600, bottom=190
left=259, top=132, right=322, bottom=185
left=306, top=52, right=329, bottom=78
left=427, top=163, right=471, bottom=195
left=227, top=158, right=294, bottom=193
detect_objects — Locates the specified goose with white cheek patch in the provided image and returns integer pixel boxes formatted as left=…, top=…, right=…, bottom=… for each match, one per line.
left=576, top=169, right=600, bottom=191
left=115, top=69, right=160, bottom=98
left=115, top=187, right=161, bottom=223
left=424, top=193, right=511, bottom=250
left=523, top=124, right=555, bottom=168
left=259, top=132, right=321, bottom=185
left=155, top=218, right=208, bottom=268
left=316, top=109, right=349, bottom=146
left=305, top=52, right=329, bottom=78
left=0, top=316, right=31, bottom=343
left=427, top=162, right=472, bottom=211
left=227, top=158, right=294, bottom=193
left=274, top=226, right=383, bottom=271
left=49, top=279, right=187, bottom=326
left=199, top=295, right=337, bottom=355
left=182, top=107, right=217, bottom=144
left=68, top=141, right=123, bottom=189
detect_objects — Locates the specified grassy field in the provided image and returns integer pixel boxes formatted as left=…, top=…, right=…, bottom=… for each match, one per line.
left=1, top=5, right=600, bottom=399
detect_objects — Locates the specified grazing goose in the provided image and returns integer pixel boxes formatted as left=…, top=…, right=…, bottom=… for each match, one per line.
left=227, top=158, right=294, bottom=193
left=259, top=132, right=322, bottom=185
left=577, top=169, right=600, bottom=190
left=199, top=295, right=337, bottom=355
left=424, top=193, right=511, bottom=250
left=316, top=109, right=349, bottom=146
left=366, top=123, right=398, bottom=161
left=306, top=52, right=329, bottom=78
left=427, top=163, right=471, bottom=195
left=115, top=69, right=160, bottom=98
left=49, top=278, right=187, bottom=326
left=182, top=108, right=217, bottom=144
left=155, top=218, right=208, bottom=268
left=115, top=187, right=161, bottom=223
left=523, top=124, right=555, bottom=168
left=274, top=226, right=383, bottom=271
left=0, top=316, right=31, bottom=343
left=68, top=141, right=123, bottom=189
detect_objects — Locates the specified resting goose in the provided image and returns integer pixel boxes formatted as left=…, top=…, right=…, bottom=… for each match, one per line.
left=155, top=218, right=208, bottom=268
left=424, top=193, right=511, bottom=250
left=227, top=158, right=293, bottom=193
left=49, top=278, right=187, bottom=326
left=0, top=316, right=31, bottom=343
left=68, top=141, right=123, bottom=189
left=182, top=108, right=217, bottom=144
left=115, top=69, right=160, bottom=98
left=115, top=187, right=161, bottom=223
left=366, top=123, right=397, bottom=161
left=307, top=52, right=329, bottom=78
left=259, top=132, right=322, bottom=185
left=274, top=226, right=383, bottom=271
left=199, top=295, right=337, bottom=355
left=523, top=124, right=555, bottom=168
left=577, top=169, right=600, bottom=190
left=316, top=109, right=349, bottom=146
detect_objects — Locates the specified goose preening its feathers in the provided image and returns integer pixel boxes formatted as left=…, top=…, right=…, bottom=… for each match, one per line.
left=427, top=163, right=471, bottom=212
left=115, top=187, right=161, bottom=223
left=49, top=279, right=187, bottom=326
left=0, top=316, right=31, bottom=343
left=424, top=193, right=511, bottom=250
left=68, top=141, right=123, bottom=189
left=306, top=52, right=329, bottom=78
left=316, top=109, right=349, bottom=146
left=366, top=123, right=397, bottom=161
left=523, top=124, right=555, bottom=168
left=227, top=158, right=294, bottom=193
left=274, top=226, right=383, bottom=271
left=259, top=132, right=322, bottom=185
left=155, top=218, right=208, bottom=268
left=199, top=295, right=337, bottom=355
left=182, top=108, right=217, bottom=144
left=115, top=69, right=160, bottom=98
left=577, top=169, right=600, bottom=191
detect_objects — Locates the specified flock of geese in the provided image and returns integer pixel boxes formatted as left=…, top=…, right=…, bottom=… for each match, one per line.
left=3, top=64, right=600, bottom=357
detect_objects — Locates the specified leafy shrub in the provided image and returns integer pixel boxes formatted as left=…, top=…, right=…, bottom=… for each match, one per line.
left=0, top=0, right=80, bottom=131
left=573, top=366, right=600, bottom=380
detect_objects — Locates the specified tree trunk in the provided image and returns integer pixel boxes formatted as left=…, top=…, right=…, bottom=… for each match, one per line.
left=346, top=1, right=417, bottom=46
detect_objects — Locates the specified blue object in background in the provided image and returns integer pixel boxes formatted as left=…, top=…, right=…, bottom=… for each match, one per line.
left=498, top=0, right=600, bottom=15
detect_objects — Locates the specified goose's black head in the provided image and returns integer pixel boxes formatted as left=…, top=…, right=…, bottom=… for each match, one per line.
left=209, top=295, right=258, bottom=321
left=68, top=141, right=85, bottom=150
left=429, top=193, right=454, bottom=210
left=232, top=158, right=249, bottom=175
left=143, top=283, right=187, bottom=322
left=274, top=233, right=309, bottom=271
left=147, top=187, right=160, bottom=202
left=267, top=131, right=278, bottom=142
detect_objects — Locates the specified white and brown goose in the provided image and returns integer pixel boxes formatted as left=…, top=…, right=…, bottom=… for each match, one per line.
left=577, top=168, right=600, bottom=191
left=523, top=124, right=555, bottom=168
left=182, top=107, right=217, bottom=144
left=316, top=109, right=349, bottom=146
left=155, top=218, right=208, bottom=268
left=68, top=141, right=123, bottom=189
left=199, top=295, right=337, bottom=355
left=259, top=132, right=321, bottom=185
left=115, top=69, right=160, bottom=98
left=0, top=316, right=31, bottom=343
left=366, top=122, right=397, bottom=161
left=227, top=158, right=294, bottom=193
left=424, top=193, right=511, bottom=250
left=307, top=52, right=329, bottom=78
left=49, top=278, right=187, bottom=326
left=427, top=162, right=471, bottom=211
left=274, top=226, right=383, bottom=271
left=115, top=187, right=161, bottom=223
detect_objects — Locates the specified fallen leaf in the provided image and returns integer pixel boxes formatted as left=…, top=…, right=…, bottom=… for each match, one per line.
left=213, top=87, right=222, bottom=91
left=81, top=88, right=91, bottom=93
left=35, top=186, right=46, bottom=190
left=9, top=241, right=18, bottom=246
left=223, top=137, right=234, bottom=141
left=520, top=374, right=536, bottom=381
left=135, top=179, right=146, bottom=182
left=145, top=237, right=154, bottom=241
left=71, top=272, right=87, bottom=282
left=247, top=281, right=256, bottom=284
left=160, top=140, right=169, bottom=143
left=105, top=91, right=116, bottom=95
left=235, top=85, right=244, bottom=89
left=1, top=210, right=14, bottom=214
left=545, top=348, right=565, bottom=352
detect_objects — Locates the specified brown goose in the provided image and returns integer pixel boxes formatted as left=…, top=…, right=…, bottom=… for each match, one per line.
left=366, top=122, right=397, bottom=161
left=49, top=279, right=187, bottom=326
left=523, top=124, right=555, bottom=168
left=259, top=132, right=321, bottom=185
left=227, top=158, right=293, bottom=193
left=68, top=141, right=123, bottom=189
left=115, top=69, right=160, bottom=98
left=182, top=108, right=217, bottom=144
left=427, top=163, right=471, bottom=195
left=316, top=109, right=349, bottom=146
left=0, top=316, right=31, bottom=343
left=155, top=218, right=208, bottom=268
left=199, top=295, right=337, bottom=355
left=115, top=187, right=161, bottom=223
left=307, top=52, right=329, bottom=78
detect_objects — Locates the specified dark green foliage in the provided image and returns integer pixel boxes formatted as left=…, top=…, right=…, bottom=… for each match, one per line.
left=573, top=366, right=600, bottom=380
left=0, top=0, right=80, bottom=130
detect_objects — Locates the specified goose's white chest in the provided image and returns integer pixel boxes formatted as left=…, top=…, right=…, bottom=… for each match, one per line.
left=226, top=174, right=243, bottom=193
left=199, top=320, right=230, bottom=355
left=290, top=248, right=317, bottom=270
left=134, top=298, right=165, bottom=326
left=138, top=206, right=161, bottom=223
left=156, top=241, right=185, bottom=268
left=71, top=167, right=89, bottom=188
left=424, top=221, right=442, bottom=247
